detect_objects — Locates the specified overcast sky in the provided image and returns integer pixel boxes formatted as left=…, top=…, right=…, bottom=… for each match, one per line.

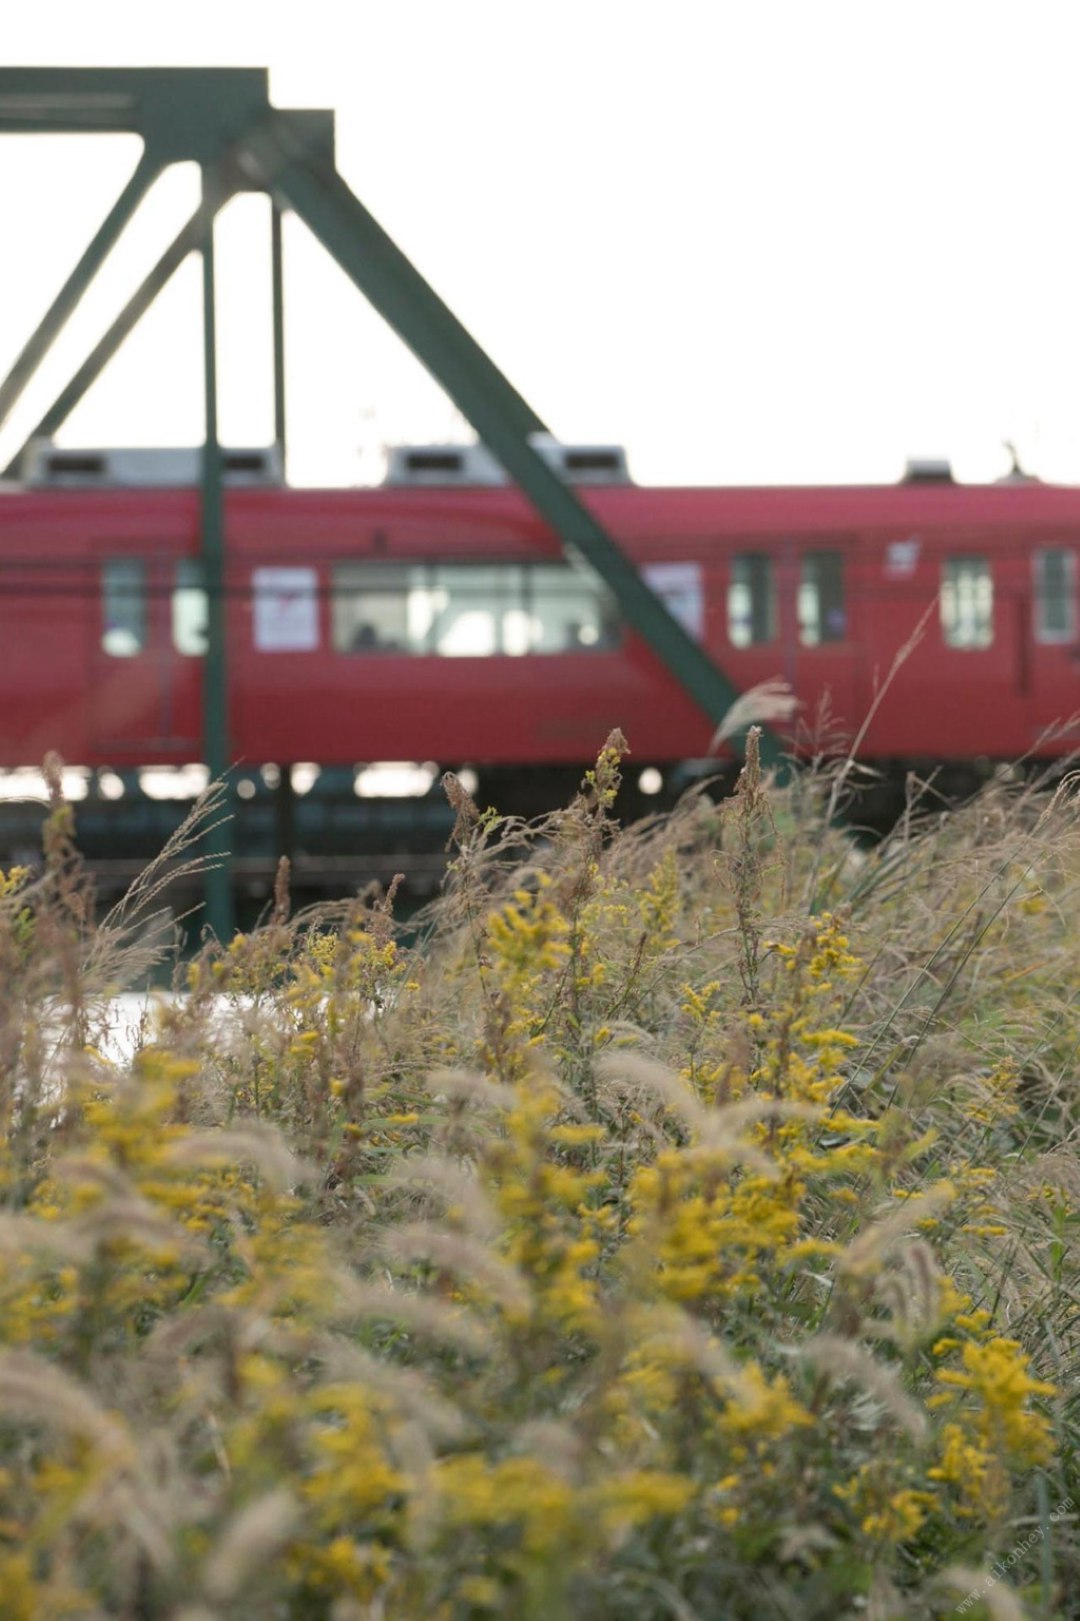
left=3, top=0, right=1080, bottom=488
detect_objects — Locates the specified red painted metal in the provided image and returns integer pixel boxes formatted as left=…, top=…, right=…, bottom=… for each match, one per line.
left=2, top=478, right=1079, bottom=770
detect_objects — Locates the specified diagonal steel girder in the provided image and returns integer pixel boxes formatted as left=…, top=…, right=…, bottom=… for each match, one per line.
left=1, top=169, right=236, bottom=478
left=237, top=122, right=551, bottom=451
left=239, top=112, right=778, bottom=760
left=0, top=150, right=162, bottom=431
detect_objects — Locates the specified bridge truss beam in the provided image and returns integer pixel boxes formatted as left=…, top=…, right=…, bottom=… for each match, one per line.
left=0, top=67, right=780, bottom=939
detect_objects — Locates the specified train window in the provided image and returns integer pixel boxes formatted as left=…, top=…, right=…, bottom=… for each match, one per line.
left=1033, top=549, right=1076, bottom=643
left=428, top=564, right=524, bottom=656
left=173, top=560, right=208, bottom=656
left=941, top=557, right=993, bottom=648
left=333, top=563, right=425, bottom=653
left=642, top=561, right=705, bottom=642
left=799, top=551, right=846, bottom=646
left=101, top=558, right=146, bottom=657
left=728, top=554, right=776, bottom=647
left=332, top=561, right=618, bottom=656
left=528, top=564, right=618, bottom=652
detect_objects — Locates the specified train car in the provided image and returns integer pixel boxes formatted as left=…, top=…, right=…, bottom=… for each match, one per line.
left=2, top=443, right=1080, bottom=901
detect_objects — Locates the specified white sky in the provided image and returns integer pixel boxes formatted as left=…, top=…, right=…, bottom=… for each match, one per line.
left=3, top=0, right=1080, bottom=488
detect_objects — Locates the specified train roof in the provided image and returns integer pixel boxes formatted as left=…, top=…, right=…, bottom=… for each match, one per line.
left=4, top=475, right=1080, bottom=538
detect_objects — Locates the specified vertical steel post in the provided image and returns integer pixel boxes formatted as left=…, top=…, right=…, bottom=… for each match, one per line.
left=269, top=203, right=290, bottom=889
left=271, top=201, right=287, bottom=461
left=200, top=166, right=234, bottom=940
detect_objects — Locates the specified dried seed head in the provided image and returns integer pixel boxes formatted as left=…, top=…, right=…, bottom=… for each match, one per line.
left=203, top=1489, right=300, bottom=1602
left=801, top=1336, right=928, bottom=1440
left=272, top=855, right=291, bottom=924
left=443, top=771, right=480, bottom=849
left=710, top=682, right=798, bottom=751
left=839, top=1182, right=956, bottom=1278
left=937, top=1569, right=1028, bottom=1621
left=163, top=1125, right=305, bottom=1191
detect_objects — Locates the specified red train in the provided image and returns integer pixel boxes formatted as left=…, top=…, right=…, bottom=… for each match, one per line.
left=3, top=448, right=1080, bottom=792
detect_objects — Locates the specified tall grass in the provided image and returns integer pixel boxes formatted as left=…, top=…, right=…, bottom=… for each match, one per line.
left=0, top=736, right=1077, bottom=1619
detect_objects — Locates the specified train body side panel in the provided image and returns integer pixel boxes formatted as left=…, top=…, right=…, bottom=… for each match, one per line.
left=226, top=492, right=713, bottom=766
left=5, top=480, right=1080, bottom=773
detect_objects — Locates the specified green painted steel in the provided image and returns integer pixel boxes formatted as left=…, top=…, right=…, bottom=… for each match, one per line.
left=242, top=118, right=551, bottom=449
left=0, top=151, right=160, bottom=431
left=0, top=65, right=786, bottom=941
left=0, top=67, right=271, bottom=161
left=199, top=167, right=234, bottom=943
left=3, top=173, right=235, bottom=479
left=271, top=201, right=287, bottom=457
left=242, top=113, right=778, bottom=757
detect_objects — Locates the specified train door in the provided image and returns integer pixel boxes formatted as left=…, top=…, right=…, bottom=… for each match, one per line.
left=1026, top=540, right=1080, bottom=751
left=91, top=552, right=204, bottom=757
left=922, top=539, right=1027, bottom=759
left=720, top=540, right=854, bottom=750
left=856, top=533, right=1030, bottom=761
left=781, top=539, right=858, bottom=750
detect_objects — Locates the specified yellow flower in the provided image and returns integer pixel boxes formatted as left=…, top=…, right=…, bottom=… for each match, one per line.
left=436, top=1456, right=575, bottom=1556
left=593, top=1470, right=696, bottom=1532
left=935, top=1338, right=1055, bottom=1461
left=719, top=1363, right=813, bottom=1441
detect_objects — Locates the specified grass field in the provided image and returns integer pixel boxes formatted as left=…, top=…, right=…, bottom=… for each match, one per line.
left=0, top=736, right=1077, bottom=1619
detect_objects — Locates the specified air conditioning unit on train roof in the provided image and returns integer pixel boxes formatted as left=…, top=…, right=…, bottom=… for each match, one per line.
left=531, top=435, right=631, bottom=485
left=384, top=437, right=631, bottom=488
left=384, top=443, right=506, bottom=486
left=901, top=457, right=954, bottom=484
left=19, top=441, right=283, bottom=488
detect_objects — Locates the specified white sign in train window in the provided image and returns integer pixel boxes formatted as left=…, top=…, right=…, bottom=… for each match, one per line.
left=253, top=567, right=320, bottom=652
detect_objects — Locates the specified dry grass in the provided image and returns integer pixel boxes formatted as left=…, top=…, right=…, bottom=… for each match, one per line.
left=0, top=734, right=1077, bottom=1618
